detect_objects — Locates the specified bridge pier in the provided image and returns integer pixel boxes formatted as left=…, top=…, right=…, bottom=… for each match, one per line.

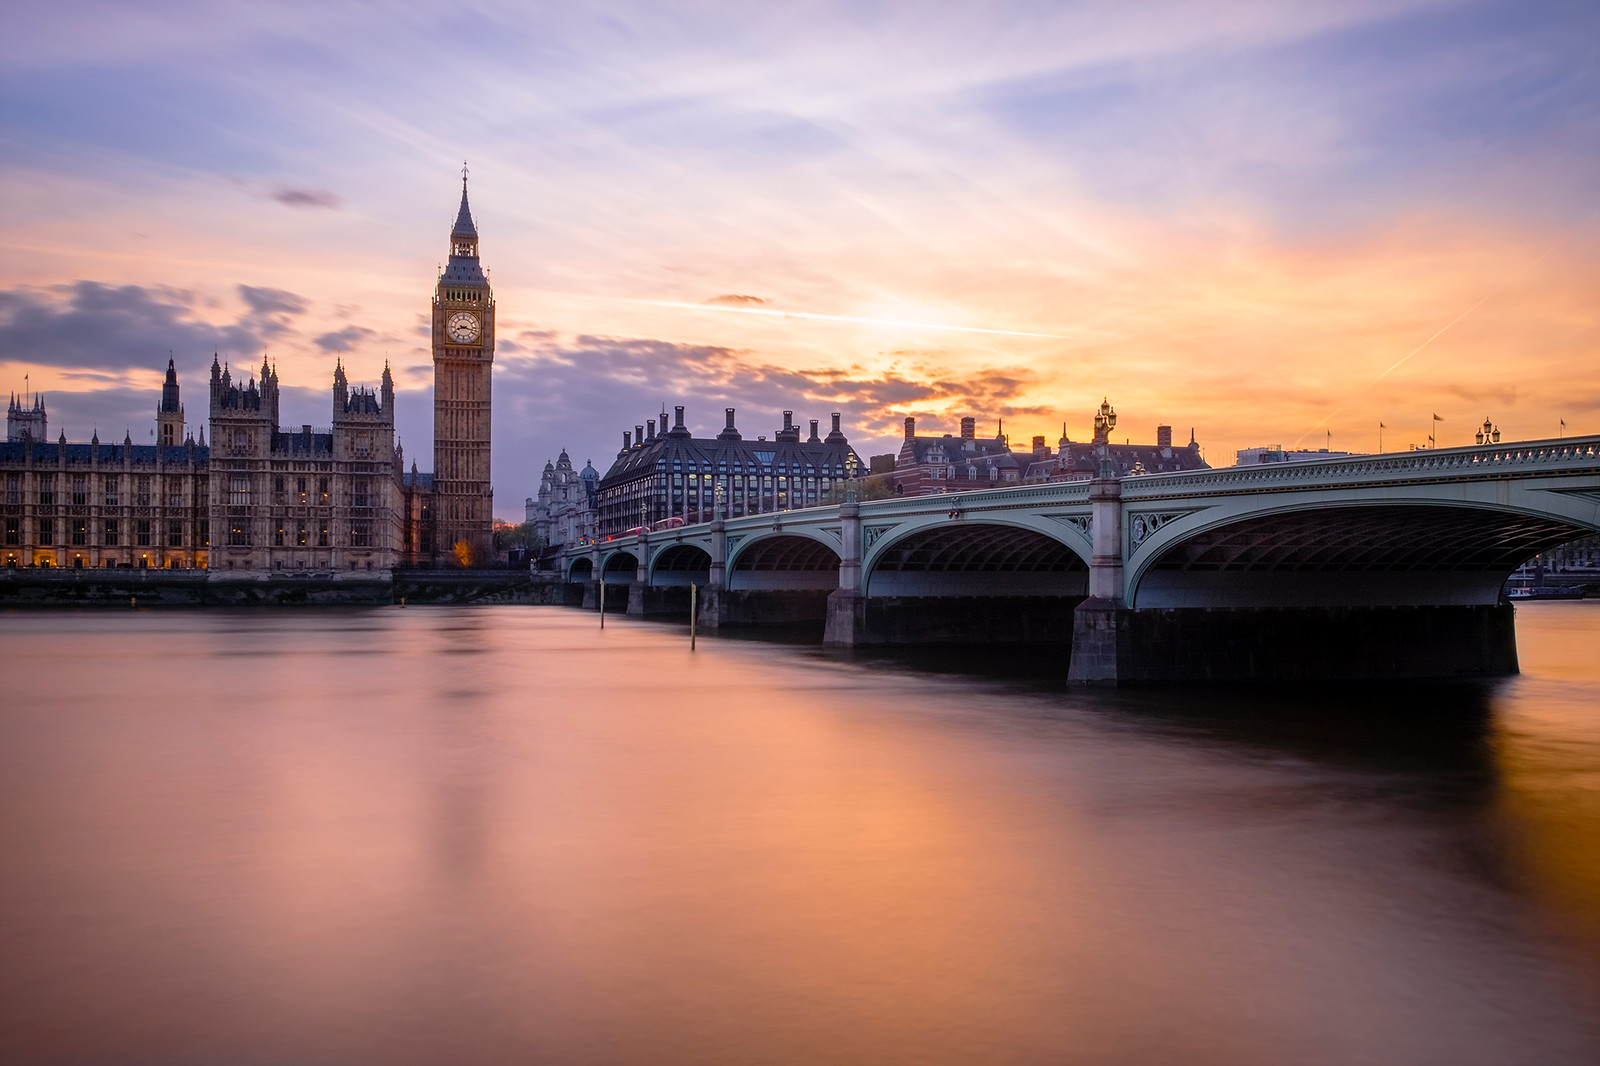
left=1068, top=472, right=1128, bottom=683
left=626, top=531, right=649, bottom=616
left=824, top=500, right=864, bottom=646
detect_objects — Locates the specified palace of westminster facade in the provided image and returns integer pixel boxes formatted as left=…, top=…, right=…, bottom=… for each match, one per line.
left=0, top=180, right=497, bottom=571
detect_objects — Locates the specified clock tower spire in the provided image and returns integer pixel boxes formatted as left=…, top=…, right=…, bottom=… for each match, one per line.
left=431, top=166, right=495, bottom=565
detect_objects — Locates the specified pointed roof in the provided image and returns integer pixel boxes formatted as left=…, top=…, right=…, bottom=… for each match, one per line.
left=452, top=177, right=477, bottom=239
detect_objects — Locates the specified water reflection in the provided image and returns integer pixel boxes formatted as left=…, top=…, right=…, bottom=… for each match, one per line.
left=0, top=603, right=1597, bottom=1064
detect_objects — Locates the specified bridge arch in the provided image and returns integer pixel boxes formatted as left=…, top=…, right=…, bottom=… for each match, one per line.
left=863, top=517, right=1088, bottom=597
left=650, top=543, right=712, bottom=586
left=600, top=550, right=639, bottom=584
left=567, top=556, right=593, bottom=583
left=1126, top=499, right=1597, bottom=608
left=728, top=533, right=841, bottom=590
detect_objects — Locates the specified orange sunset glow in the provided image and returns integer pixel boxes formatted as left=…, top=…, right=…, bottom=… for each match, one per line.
left=2, top=1, right=1596, bottom=517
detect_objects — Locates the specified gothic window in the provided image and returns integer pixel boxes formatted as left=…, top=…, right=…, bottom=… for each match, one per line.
left=72, top=476, right=87, bottom=506
left=318, top=477, right=329, bottom=502
left=355, top=437, right=370, bottom=458
left=274, top=476, right=286, bottom=494
left=5, top=517, right=19, bottom=545
left=38, top=476, right=53, bottom=505
left=5, top=477, right=17, bottom=505
left=103, top=519, right=118, bottom=546
left=137, top=520, right=152, bottom=546
left=229, top=476, right=250, bottom=507
left=233, top=430, right=247, bottom=451
left=296, top=525, right=308, bottom=547
left=353, top=478, right=371, bottom=508
left=350, top=520, right=370, bottom=547
left=318, top=524, right=329, bottom=548
left=103, top=476, right=118, bottom=506
left=274, top=523, right=286, bottom=547
left=228, top=521, right=248, bottom=547
left=167, top=520, right=182, bottom=547
left=296, top=476, right=307, bottom=502
left=136, top=476, right=151, bottom=507
left=72, top=519, right=87, bottom=546
left=168, top=489, right=183, bottom=509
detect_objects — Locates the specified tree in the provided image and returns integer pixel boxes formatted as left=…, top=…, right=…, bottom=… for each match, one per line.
left=821, top=473, right=896, bottom=505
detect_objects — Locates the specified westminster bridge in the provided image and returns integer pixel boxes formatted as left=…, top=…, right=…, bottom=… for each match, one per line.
left=550, top=436, right=1600, bottom=682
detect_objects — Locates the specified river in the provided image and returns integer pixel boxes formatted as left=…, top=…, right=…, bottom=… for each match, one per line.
left=2, top=603, right=1598, bottom=1064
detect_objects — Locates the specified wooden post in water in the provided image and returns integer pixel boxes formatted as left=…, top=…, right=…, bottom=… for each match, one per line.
left=690, top=583, right=697, bottom=650
left=599, top=577, right=606, bottom=628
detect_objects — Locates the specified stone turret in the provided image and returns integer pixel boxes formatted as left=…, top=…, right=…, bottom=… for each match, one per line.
left=157, top=359, right=185, bottom=447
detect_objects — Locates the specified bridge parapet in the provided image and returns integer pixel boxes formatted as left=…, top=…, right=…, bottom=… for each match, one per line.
left=1123, top=436, right=1600, bottom=499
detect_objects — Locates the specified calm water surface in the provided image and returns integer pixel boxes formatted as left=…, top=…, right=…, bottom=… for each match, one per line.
left=2, top=603, right=1599, bottom=1064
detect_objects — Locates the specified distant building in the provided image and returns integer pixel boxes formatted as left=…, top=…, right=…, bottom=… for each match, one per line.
left=1235, top=445, right=1361, bottom=466
left=595, top=406, right=863, bottom=537
left=893, top=416, right=1022, bottom=495
left=529, top=450, right=598, bottom=549
left=891, top=402, right=1207, bottom=497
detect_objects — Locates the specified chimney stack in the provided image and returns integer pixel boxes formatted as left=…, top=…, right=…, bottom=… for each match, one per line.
left=623, top=431, right=631, bottom=450
left=783, top=410, right=793, bottom=430
left=646, top=419, right=656, bottom=441
left=1032, top=434, right=1046, bottom=455
left=808, top=419, right=819, bottom=442
left=674, top=406, right=686, bottom=430
left=635, top=425, right=644, bottom=448
left=904, top=416, right=916, bottom=440
left=1157, top=425, right=1173, bottom=449
left=717, top=407, right=742, bottom=441
left=960, top=416, right=975, bottom=440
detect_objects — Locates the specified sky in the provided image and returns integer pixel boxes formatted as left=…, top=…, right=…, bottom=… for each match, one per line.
left=2, top=0, right=1597, bottom=519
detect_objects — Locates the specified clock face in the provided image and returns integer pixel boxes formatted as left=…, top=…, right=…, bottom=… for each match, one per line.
left=446, top=311, right=481, bottom=343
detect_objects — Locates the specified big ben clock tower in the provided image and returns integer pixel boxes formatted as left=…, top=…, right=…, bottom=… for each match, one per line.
left=432, top=170, right=495, bottom=564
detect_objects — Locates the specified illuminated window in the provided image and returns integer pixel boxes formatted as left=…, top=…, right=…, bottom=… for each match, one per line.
left=317, top=524, right=330, bottom=548
left=72, top=519, right=87, bottom=546
left=351, top=520, right=370, bottom=547
left=229, top=476, right=250, bottom=507
left=103, top=519, right=118, bottom=546
left=5, top=517, right=18, bottom=545
left=228, top=521, right=248, bottom=547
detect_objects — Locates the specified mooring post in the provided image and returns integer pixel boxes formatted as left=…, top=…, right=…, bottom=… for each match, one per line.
left=690, top=583, right=697, bottom=649
left=599, top=577, right=606, bottom=628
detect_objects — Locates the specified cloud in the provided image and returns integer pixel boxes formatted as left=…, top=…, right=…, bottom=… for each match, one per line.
left=314, top=325, right=377, bottom=352
left=482, top=331, right=1051, bottom=509
left=0, top=282, right=259, bottom=371
left=268, top=185, right=341, bottom=210
left=239, top=285, right=307, bottom=316
left=704, top=294, right=767, bottom=306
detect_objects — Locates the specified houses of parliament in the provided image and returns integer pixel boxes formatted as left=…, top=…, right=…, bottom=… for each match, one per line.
left=0, top=179, right=496, bottom=571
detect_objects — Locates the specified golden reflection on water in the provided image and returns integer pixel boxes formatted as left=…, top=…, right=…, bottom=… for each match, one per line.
left=1, top=603, right=1599, bottom=1064
left=1492, top=603, right=1600, bottom=950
